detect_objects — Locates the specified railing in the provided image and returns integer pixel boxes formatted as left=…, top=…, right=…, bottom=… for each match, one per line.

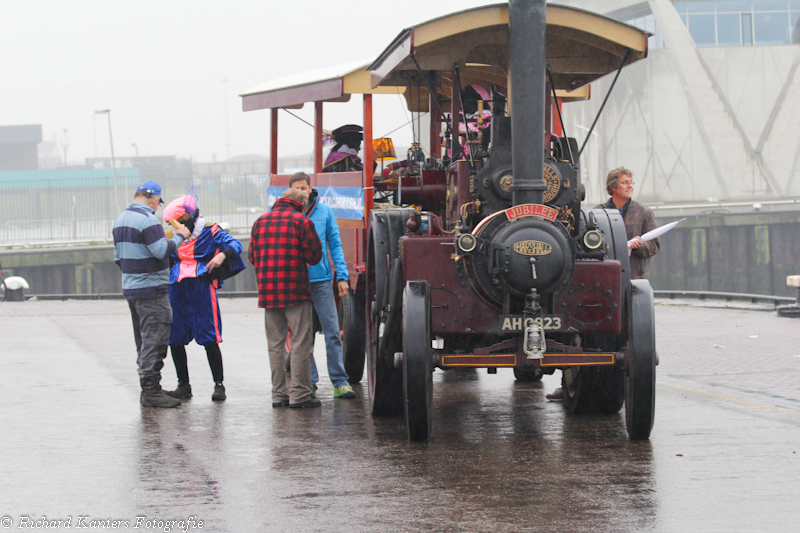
left=654, top=290, right=794, bottom=307
left=0, top=173, right=270, bottom=245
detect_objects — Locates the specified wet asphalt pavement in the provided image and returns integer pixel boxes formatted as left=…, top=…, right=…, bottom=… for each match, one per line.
left=1, top=298, right=799, bottom=532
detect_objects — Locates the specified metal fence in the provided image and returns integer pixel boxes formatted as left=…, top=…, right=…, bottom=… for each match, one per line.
left=0, top=174, right=271, bottom=245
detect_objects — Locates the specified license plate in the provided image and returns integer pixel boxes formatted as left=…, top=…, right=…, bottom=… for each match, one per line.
left=499, top=314, right=565, bottom=332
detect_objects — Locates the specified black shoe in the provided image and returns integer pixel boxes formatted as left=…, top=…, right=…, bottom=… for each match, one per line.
left=140, top=378, right=181, bottom=408
left=212, top=383, right=226, bottom=401
left=164, top=382, right=192, bottom=399
left=272, top=400, right=290, bottom=408
left=289, top=399, right=322, bottom=409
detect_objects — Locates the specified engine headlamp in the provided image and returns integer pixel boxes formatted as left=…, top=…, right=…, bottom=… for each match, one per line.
left=457, top=233, right=477, bottom=253
left=583, top=230, right=603, bottom=250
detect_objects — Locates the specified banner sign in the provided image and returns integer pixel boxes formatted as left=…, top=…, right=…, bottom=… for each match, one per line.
left=267, top=186, right=364, bottom=220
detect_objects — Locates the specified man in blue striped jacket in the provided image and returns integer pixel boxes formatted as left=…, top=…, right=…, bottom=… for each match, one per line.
left=113, top=180, right=191, bottom=408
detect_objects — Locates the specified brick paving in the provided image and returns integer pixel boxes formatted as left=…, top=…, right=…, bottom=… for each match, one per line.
left=1, top=297, right=798, bottom=531
left=654, top=299, right=800, bottom=412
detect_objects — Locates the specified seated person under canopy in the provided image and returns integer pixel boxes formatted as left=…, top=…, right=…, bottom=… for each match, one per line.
left=323, top=124, right=365, bottom=172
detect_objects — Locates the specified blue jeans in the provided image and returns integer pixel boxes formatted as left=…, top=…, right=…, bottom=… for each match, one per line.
left=310, top=281, right=350, bottom=388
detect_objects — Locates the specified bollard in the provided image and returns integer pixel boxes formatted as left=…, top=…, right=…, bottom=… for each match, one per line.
left=776, top=275, right=800, bottom=318
left=4, top=276, right=29, bottom=302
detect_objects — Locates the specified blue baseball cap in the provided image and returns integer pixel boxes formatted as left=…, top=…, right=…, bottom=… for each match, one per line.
left=137, top=180, right=165, bottom=203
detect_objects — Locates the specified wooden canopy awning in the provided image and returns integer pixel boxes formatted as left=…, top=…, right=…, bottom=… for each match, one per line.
left=240, top=59, right=404, bottom=112
left=368, top=3, right=649, bottom=111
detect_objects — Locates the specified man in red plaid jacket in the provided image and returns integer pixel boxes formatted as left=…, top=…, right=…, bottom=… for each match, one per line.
left=249, top=188, right=323, bottom=408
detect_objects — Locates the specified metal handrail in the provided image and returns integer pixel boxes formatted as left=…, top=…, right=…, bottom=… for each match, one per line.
left=654, top=290, right=794, bottom=306
left=18, top=289, right=795, bottom=306
left=25, top=291, right=259, bottom=301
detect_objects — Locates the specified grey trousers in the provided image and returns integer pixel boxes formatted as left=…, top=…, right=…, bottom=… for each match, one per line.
left=264, top=301, right=314, bottom=404
left=128, top=292, right=173, bottom=380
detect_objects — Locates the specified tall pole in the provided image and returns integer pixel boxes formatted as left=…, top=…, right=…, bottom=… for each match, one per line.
left=509, top=0, right=547, bottom=206
left=270, top=108, right=278, bottom=176
left=96, top=110, right=120, bottom=212
left=363, top=94, right=374, bottom=218
left=223, top=77, right=230, bottom=160
left=60, top=128, right=69, bottom=167
left=314, top=101, right=323, bottom=175
left=107, top=112, right=119, bottom=211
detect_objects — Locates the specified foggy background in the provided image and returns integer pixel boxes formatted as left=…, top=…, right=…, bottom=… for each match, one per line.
left=1, top=0, right=492, bottom=164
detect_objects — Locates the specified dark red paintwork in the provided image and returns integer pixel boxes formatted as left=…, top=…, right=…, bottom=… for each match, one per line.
left=401, top=235, right=499, bottom=335
left=554, top=260, right=622, bottom=334
left=401, top=237, right=622, bottom=338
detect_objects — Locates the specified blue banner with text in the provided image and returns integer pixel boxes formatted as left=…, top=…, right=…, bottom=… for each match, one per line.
left=267, top=186, right=364, bottom=220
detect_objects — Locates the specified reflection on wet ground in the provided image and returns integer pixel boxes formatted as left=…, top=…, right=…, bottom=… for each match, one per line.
left=0, top=300, right=798, bottom=532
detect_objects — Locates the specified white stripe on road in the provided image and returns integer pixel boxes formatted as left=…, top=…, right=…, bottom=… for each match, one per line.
left=659, top=381, right=800, bottom=416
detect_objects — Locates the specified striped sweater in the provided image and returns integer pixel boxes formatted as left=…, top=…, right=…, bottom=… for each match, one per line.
left=113, top=202, right=185, bottom=300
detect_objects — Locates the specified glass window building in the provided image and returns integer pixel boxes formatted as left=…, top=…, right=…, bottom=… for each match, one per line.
left=551, top=0, right=800, bottom=205
left=673, top=0, right=800, bottom=46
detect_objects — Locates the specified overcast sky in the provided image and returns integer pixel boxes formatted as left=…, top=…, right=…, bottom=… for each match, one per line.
left=1, top=0, right=497, bottom=165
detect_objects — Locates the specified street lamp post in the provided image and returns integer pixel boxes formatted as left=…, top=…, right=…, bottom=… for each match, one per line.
left=222, top=77, right=230, bottom=160
left=60, top=128, right=70, bottom=167
left=95, top=110, right=120, bottom=211
left=131, top=143, right=138, bottom=158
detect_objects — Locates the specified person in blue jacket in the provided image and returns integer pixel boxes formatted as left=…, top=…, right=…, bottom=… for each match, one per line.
left=289, top=172, right=356, bottom=399
left=161, top=195, right=245, bottom=402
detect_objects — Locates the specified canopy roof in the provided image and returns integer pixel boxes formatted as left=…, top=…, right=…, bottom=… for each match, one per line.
left=368, top=3, right=650, bottom=98
left=240, top=59, right=405, bottom=111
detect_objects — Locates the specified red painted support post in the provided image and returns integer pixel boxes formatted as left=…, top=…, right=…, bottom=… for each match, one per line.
left=270, top=108, right=278, bottom=175
left=553, top=97, right=563, bottom=137
left=314, top=101, right=324, bottom=175
left=363, top=94, right=374, bottom=218
left=429, top=91, right=441, bottom=164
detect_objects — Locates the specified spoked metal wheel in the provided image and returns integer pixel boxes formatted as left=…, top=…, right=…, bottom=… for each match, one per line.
left=366, top=222, right=402, bottom=416
left=563, top=365, right=624, bottom=415
left=339, top=289, right=366, bottom=383
left=625, top=279, right=656, bottom=440
left=563, top=332, right=625, bottom=415
left=402, top=280, right=433, bottom=442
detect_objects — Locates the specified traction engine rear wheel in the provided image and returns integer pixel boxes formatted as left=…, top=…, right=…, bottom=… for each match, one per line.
left=625, top=279, right=656, bottom=440
left=402, top=280, right=433, bottom=441
left=563, top=366, right=624, bottom=415
left=366, top=224, right=402, bottom=416
left=339, top=289, right=366, bottom=383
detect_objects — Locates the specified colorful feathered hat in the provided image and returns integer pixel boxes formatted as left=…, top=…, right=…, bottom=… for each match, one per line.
left=162, top=195, right=197, bottom=222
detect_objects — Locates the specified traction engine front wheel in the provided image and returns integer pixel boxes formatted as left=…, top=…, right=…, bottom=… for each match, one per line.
left=625, top=279, right=656, bottom=440
left=402, top=280, right=433, bottom=441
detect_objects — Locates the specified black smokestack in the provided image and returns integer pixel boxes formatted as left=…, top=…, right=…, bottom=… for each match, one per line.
left=509, top=0, right=547, bottom=206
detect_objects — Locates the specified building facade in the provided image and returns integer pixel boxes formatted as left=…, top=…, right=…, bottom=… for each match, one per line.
left=556, top=0, right=800, bottom=206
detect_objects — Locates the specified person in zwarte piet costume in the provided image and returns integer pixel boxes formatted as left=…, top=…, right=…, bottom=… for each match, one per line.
left=161, top=195, right=245, bottom=402
left=323, top=124, right=365, bottom=172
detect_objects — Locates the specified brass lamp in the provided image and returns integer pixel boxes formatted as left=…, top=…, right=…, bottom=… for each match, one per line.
left=372, top=137, right=396, bottom=178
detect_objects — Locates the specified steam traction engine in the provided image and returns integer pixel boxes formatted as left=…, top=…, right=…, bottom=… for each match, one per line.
left=363, top=1, right=656, bottom=441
